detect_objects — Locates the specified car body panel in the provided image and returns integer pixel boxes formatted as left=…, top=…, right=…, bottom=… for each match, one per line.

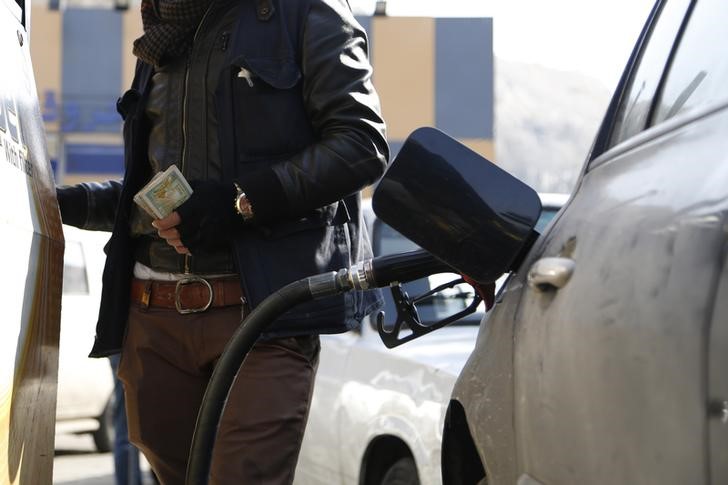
left=448, top=197, right=569, bottom=484
left=450, top=283, right=522, bottom=484
left=298, top=323, right=478, bottom=485
left=449, top=0, right=728, bottom=482
left=708, top=250, right=728, bottom=484
left=513, top=103, right=728, bottom=484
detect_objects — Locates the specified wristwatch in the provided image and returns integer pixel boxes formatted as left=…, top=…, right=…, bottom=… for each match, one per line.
left=233, top=182, right=254, bottom=221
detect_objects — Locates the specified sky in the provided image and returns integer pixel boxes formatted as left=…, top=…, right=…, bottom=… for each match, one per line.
left=350, top=0, right=657, bottom=89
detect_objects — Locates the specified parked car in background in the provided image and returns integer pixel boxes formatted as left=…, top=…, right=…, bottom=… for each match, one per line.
left=296, top=195, right=566, bottom=485
left=442, top=1, right=728, bottom=484
left=55, top=225, right=115, bottom=452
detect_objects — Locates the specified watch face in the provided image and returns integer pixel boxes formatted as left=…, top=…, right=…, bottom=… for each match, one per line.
left=236, top=194, right=253, bottom=219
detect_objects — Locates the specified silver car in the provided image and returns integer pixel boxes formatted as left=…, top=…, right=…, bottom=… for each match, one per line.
left=441, top=0, right=728, bottom=484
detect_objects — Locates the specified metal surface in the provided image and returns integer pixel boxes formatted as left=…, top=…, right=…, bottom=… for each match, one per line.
left=0, top=0, right=65, bottom=482
left=297, top=321, right=479, bottom=485
left=449, top=275, right=523, bottom=483
left=708, top=232, right=728, bottom=484
left=510, top=105, right=728, bottom=483
left=516, top=474, right=544, bottom=485
left=526, top=257, right=575, bottom=291
left=347, top=260, right=373, bottom=291
left=175, top=276, right=214, bottom=314
left=448, top=2, right=728, bottom=482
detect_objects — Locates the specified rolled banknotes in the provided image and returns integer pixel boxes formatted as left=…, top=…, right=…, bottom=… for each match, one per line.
left=133, top=165, right=193, bottom=219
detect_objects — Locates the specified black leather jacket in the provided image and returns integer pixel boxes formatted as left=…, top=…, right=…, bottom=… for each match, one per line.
left=64, top=0, right=388, bottom=357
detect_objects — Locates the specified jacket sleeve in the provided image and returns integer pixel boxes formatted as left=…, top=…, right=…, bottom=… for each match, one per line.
left=238, top=0, right=388, bottom=223
left=56, top=180, right=123, bottom=232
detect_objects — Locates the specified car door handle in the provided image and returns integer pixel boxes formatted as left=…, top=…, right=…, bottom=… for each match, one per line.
left=527, top=257, right=575, bottom=291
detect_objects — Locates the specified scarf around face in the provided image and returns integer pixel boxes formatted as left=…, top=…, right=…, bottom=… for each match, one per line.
left=133, top=0, right=212, bottom=67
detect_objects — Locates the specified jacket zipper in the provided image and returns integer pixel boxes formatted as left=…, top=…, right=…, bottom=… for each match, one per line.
left=221, top=32, right=230, bottom=51
left=181, top=3, right=214, bottom=176
left=180, top=4, right=214, bottom=275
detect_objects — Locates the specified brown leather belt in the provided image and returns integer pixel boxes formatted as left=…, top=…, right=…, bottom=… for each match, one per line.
left=130, top=276, right=244, bottom=314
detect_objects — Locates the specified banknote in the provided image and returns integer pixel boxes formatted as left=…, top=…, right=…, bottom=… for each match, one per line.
left=132, top=172, right=162, bottom=217
left=133, top=165, right=193, bottom=219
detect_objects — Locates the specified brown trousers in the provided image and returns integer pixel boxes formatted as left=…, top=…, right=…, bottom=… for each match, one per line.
left=117, top=304, right=320, bottom=485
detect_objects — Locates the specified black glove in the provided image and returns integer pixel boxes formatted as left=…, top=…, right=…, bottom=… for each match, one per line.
left=175, top=180, right=241, bottom=253
left=56, top=185, right=88, bottom=228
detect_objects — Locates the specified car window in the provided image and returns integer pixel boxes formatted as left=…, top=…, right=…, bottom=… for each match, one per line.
left=652, top=0, right=728, bottom=123
left=608, top=0, right=692, bottom=148
left=63, top=240, right=89, bottom=295
left=535, top=207, right=559, bottom=233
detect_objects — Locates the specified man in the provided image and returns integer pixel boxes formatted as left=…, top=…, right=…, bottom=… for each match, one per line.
left=56, top=0, right=387, bottom=482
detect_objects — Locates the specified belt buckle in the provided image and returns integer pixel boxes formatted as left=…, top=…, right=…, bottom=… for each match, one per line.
left=175, top=276, right=213, bottom=314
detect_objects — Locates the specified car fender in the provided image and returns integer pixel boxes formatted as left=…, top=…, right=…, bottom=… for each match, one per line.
left=337, top=381, right=443, bottom=485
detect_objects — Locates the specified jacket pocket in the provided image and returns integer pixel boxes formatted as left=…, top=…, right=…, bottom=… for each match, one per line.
left=238, top=213, right=351, bottom=311
left=260, top=200, right=351, bottom=239
left=229, top=55, right=314, bottom=160
left=233, top=55, right=301, bottom=89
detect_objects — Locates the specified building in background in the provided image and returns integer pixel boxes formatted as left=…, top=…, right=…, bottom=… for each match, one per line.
left=29, top=0, right=493, bottom=185
left=361, top=14, right=494, bottom=160
left=30, top=0, right=140, bottom=185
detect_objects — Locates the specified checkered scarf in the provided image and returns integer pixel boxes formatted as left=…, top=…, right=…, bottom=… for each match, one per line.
left=133, top=0, right=212, bottom=67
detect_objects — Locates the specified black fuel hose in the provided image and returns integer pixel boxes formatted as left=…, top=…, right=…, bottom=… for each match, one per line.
left=186, top=249, right=451, bottom=484
left=185, top=274, right=341, bottom=485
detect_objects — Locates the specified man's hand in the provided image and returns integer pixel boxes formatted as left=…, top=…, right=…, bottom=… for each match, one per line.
left=152, top=212, right=191, bottom=255
left=158, top=180, right=241, bottom=254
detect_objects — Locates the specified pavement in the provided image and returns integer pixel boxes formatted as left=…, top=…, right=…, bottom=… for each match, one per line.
left=54, top=432, right=155, bottom=485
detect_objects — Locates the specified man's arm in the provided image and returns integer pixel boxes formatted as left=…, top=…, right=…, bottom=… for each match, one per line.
left=236, top=0, right=388, bottom=223
left=57, top=180, right=123, bottom=231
